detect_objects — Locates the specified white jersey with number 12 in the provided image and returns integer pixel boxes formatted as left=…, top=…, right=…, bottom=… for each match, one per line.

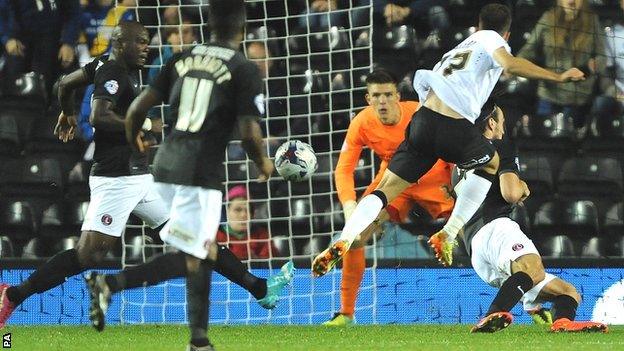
left=412, top=30, right=511, bottom=123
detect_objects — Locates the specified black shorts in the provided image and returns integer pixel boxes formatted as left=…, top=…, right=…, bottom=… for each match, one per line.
left=388, top=107, right=496, bottom=183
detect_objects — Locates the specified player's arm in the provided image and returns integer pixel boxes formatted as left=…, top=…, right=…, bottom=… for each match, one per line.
left=335, top=117, right=364, bottom=218
left=58, top=69, right=89, bottom=117
left=125, top=88, right=162, bottom=152
left=493, top=48, right=585, bottom=83
left=235, top=61, right=273, bottom=181
left=500, top=172, right=529, bottom=204
left=497, top=138, right=529, bottom=204
left=55, top=68, right=89, bottom=141
left=90, top=62, right=129, bottom=132
left=238, top=116, right=273, bottom=181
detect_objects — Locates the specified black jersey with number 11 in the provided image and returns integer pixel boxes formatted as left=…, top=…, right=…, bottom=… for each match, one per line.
left=149, top=44, right=264, bottom=190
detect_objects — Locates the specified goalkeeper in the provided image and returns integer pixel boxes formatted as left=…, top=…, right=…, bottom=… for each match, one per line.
left=324, top=69, right=454, bottom=326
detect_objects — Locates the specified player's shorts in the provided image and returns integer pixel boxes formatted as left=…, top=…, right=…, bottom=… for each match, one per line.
left=470, top=217, right=540, bottom=289
left=81, top=174, right=169, bottom=237
left=388, top=107, right=496, bottom=183
left=364, top=160, right=453, bottom=222
left=155, top=182, right=222, bottom=259
left=521, top=272, right=557, bottom=310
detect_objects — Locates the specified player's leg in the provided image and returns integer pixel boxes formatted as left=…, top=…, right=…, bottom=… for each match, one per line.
left=159, top=184, right=222, bottom=349
left=470, top=218, right=537, bottom=333
left=429, top=116, right=498, bottom=266
left=0, top=175, right=136, bottom=328
left=186, top=254, right=214, bottom=350
left=311, top=170, right=411, bottom=277
left=313, top=153, right=437, bottom=277
left=114, top=178, right=291, bottom=308
left=527, top=277, right=607, bottom=332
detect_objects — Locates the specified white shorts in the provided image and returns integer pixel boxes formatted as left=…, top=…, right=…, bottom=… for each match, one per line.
left=471, top=217, right=540, bottom=289
left=521, top=273, right=557, bottom=310
left=81, top=174, right=169, bottom=237
left=155, top=182, right=222, bottom=259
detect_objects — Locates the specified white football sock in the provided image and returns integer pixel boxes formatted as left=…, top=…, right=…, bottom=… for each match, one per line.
left=339, top=194, right=384, bottom=245
left=443, top=171, right=492, bottom=240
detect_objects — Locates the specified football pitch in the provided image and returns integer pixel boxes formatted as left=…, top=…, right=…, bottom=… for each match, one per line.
left=4, top=324, right=623, bottom=351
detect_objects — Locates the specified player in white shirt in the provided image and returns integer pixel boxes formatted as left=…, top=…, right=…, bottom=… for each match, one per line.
left=312, top=3, right=585, bottom=277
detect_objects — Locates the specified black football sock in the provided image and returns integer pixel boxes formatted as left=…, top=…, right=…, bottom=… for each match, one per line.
left=486, top=271, right=533, bottom=315
left=7, top=249, right=83, bottom=306
left=187, top=260, right=212, bottom=343
left=214, top=245, right=267, bottom=300
left=104, top=252, right=187, bottom=293
left=552, top=295, right=578, bottom=321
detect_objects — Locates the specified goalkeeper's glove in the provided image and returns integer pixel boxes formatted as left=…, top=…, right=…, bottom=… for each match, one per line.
left=527, top=307, right=553, bottom=325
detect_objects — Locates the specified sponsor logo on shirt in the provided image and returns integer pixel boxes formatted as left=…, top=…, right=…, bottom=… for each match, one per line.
left=104, top=80, right=119, bottom=95
left=512, top=243, right=524, bottom=251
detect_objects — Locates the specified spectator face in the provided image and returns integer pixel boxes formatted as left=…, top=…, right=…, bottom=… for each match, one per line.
left=167, top=22, right=197, bottom=52
left=163, top=6, right=180, bottom=25
left=558, top=0, right=584, bottom=18
left=97, top=0, right=113, bottom=7
left=365, top=83, right=401, bottom=125
left=227, top=198, right=249, bottom=232
left=180, top=23, right=197, bottom=45
left=247, top=42, right=272, bottom=79
left=120, top=0, right=137, bottom=7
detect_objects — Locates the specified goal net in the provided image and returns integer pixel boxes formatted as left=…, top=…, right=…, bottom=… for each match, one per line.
left=118, top=0, right=375, bottom=325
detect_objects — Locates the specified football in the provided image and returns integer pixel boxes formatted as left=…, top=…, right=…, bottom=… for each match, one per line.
left=274, top=140, right=318, bottom=182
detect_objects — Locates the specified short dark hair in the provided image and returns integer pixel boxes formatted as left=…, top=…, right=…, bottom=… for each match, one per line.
left=111, top=21, right=146, bottom=45
left=208, top=0, right=246, bottom=41
left=365, top=69, right=397, bottom=86
left=479, top=3, right=511, bottom=34
left=476, top=100, right=500, bottom=133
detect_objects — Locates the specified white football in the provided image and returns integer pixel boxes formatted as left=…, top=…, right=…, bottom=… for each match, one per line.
left=274, top=140, right=318, bottom=182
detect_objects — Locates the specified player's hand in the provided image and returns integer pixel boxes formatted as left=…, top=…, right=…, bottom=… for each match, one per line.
left=256, top=157, right=274, bottom=182
left=6, top=38, right=25, bottom=56
left=149, top=118, right=164, bottom=133
left=343, top=200, right=357, bottom=220
left=135, top=131, right=156, bottom=153
left=58, top=44, right=75, bottom=68
left=54, top=112, right=78, bottom=142
left=559, top=68, right=585, bottom=82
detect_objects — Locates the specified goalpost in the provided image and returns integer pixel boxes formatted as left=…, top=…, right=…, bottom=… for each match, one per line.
left=118, top=0, right=376, bottom=325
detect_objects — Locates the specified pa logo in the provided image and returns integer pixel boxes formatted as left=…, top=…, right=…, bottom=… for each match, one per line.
left=3, top=333, right=11, bottom=348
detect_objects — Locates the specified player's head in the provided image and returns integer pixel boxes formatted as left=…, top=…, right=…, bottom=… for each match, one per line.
left=110, top=21, right=149, bottom=69
left=365, top=69, right=401, bottom=126
left=478, top=103, right=505, bottom=140
left=478, top=3, right=511, bottom=38
left=247, top=42, right=272, bottom=78
left=208, top=0, right=246, bottom=44
left=226, top=185, right=251, bottom=232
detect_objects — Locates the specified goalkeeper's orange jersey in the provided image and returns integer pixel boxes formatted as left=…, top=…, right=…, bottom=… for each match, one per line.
left=335, top=101, right=451, bottom=208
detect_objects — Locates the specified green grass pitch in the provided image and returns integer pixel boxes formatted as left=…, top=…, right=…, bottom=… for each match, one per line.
left=4, top=325, right=623, bottom=351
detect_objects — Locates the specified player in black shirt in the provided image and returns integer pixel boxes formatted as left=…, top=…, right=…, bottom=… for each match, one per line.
left=53, top=28, right=294, bottom=333
left=0, top=21, right=170, bottom=330
left=454, top=104, right=607, bottom=333
left=125, top=1, right=272, bottom=349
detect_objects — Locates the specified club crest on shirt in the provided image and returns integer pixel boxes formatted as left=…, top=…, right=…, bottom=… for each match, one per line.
left=101, top=214, right=113, bottom=226
left=512, top=243, right=524, bottom=251
left=104, top=80, right=119, bottom=94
